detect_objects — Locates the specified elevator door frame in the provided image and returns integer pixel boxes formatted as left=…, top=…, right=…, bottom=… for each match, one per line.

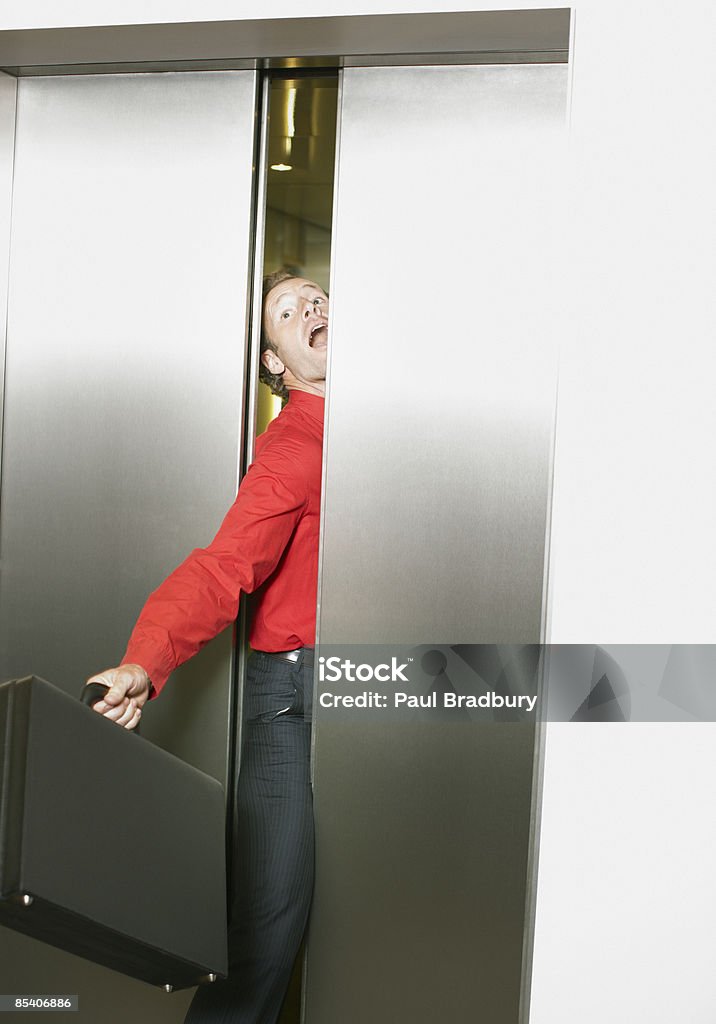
left=0, top=10, right=571, bottom=76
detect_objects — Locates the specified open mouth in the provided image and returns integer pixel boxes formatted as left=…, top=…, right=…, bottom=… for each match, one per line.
left=308, top=323, right=328, bottom=348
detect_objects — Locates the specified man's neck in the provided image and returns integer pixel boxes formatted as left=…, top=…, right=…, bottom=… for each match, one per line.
left=285, top=382, right=325, bottom=399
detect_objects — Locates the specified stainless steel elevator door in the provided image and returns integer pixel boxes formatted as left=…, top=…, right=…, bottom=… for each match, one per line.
left=306, top=64, right=568, bottom=1024
left=0, top=71, right=257, bottom=783
left=0, top=68, right=257, bottom=1024
left=318, top=63, right=567, bottom=644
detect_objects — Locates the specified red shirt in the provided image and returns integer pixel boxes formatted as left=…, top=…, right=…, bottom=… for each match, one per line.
left=122, top=390, right=324, bottom=694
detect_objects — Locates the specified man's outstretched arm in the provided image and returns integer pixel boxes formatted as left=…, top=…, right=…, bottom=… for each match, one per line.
left=86, top=440, right=307, bottom=728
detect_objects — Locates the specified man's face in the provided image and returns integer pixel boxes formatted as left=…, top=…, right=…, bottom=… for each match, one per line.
left=262, top=277, right=329, bottom=396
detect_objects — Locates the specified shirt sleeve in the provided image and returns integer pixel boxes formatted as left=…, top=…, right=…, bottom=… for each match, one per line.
left=121, top=439, right=307, bottom=695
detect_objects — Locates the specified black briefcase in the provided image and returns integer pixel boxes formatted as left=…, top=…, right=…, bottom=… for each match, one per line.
left=0, top=675, right=228, bottom=990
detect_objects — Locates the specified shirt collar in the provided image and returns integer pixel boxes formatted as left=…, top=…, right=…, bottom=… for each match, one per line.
left=285, top=389, right=325, bottom=427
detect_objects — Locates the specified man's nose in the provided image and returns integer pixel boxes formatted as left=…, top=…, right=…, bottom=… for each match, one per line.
left=303, top=302, right=325, bottom=319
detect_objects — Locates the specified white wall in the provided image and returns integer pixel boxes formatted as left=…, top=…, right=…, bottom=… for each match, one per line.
left=548, top=6, right=713, bottom=1022
left=530, top=724, right=716, bottom=1024
left=537, top=7, right=716, bottom=1020
left=549, top=2, right=716, bottom=643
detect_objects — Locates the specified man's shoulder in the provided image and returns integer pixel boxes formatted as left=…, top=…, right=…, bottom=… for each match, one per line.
left=253, top=413, right=322, bottom=484
left=258, top=403, right=321, bottom=451
left=256, top=415, right=316, bottom=455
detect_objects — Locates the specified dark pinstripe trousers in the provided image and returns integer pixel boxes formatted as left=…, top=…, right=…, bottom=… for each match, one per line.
left=184, top=649, right=314, bottom=1024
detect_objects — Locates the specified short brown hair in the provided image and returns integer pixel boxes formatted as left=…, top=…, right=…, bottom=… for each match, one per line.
left=259, top=269, right=296, bottom=400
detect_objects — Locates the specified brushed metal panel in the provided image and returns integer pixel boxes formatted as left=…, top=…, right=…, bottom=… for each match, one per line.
left=5, top=52, right=570, bottom=80
left=0, top=11, right=571, bottom=71
left=309, top=719, right=537, bottom=1021
left=319, top=64, right=567, bottom=644
left=0, top=71, right=16, bottom=489
left=0, top=70, right=257, bottom=785
left=307, top=65, right=568, bottom=1024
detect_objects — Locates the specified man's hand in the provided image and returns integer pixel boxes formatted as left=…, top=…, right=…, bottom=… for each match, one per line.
left=85, top=664, right=151, bottom=730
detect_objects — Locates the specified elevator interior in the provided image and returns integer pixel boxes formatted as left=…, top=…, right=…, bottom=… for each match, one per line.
left=0, top=11, right=571, bottom=1024
left=257, top=73, right=337, bottom=436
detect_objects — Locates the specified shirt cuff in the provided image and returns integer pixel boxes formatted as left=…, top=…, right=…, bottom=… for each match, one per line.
left=120, top=638, right=176, bottom=697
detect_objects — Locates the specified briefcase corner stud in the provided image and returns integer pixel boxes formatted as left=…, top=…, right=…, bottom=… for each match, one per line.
left=2, top=892, right=35, bottom=908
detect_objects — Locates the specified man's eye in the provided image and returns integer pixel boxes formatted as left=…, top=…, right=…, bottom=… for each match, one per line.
left=313, top=297, right=324, bottom=305
left=281, top=311, right=290, bottom=319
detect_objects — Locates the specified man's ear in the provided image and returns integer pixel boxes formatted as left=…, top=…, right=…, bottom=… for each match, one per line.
left=261, top=348, right=286, bottom=376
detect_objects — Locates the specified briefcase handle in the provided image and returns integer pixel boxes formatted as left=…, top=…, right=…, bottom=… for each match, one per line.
left=80, top=681, right=141, bottom=734
left=80, top=681, right=111, bottom=708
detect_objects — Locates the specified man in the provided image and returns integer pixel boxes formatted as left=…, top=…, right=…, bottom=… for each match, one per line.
left=86, top=270, right=329, bottom=1024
